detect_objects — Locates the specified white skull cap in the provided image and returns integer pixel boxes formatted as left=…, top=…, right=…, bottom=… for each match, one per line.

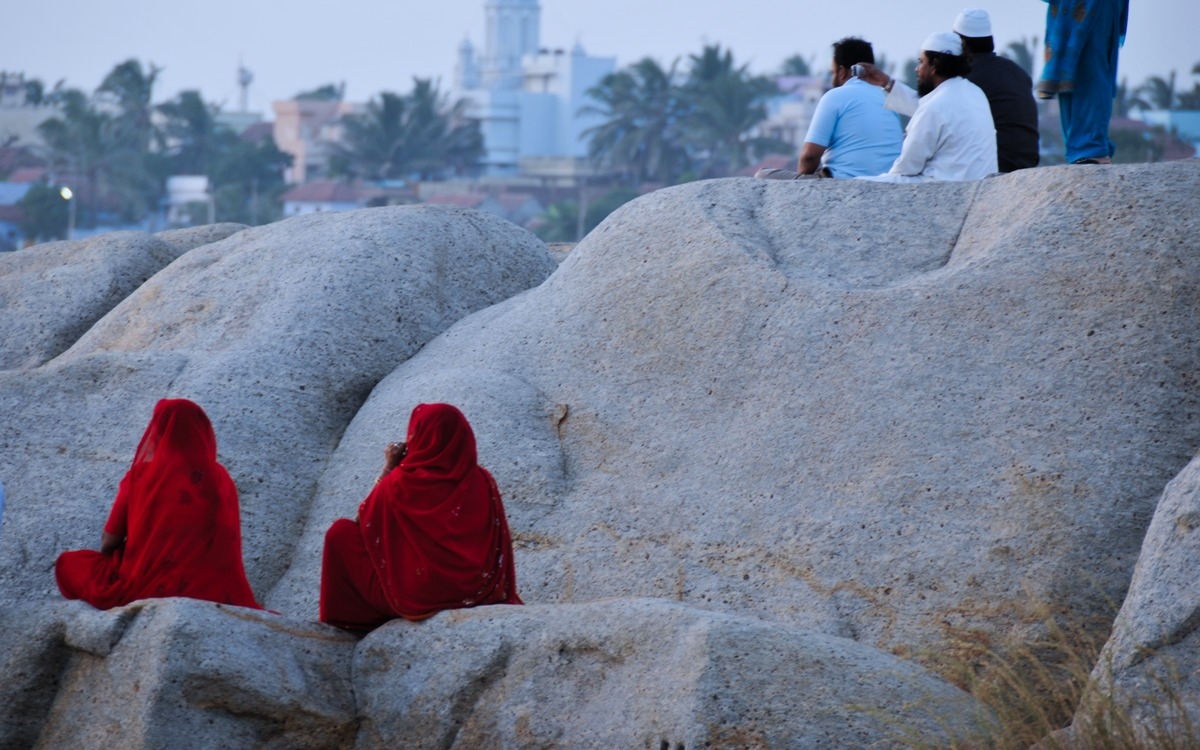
left=922, top=31, right=964, bottom=56
left=953, top=8, right=992, bottom=38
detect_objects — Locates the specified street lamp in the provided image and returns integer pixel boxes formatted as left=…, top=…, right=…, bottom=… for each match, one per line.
left=59, top=186, right=75, bottom=241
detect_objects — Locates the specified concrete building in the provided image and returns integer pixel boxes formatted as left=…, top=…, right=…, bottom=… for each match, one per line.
left=454, top=0, right=616, bottom=183
left=272, top=98, right=360, bottom=184
left=1134, top=109, right=1200, bottom=152
left=280, top=180, right=362, bottom=216
left=753, top=75, right=828, bottom=153
left=0, top=72, right=58, bottom=150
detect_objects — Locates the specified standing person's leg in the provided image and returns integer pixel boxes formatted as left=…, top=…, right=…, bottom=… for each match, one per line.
left=1063, top=0, right=1120, bottom=163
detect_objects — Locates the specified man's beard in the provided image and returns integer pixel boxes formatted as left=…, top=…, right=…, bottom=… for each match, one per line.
left=917, top=78, right=935, bottom=97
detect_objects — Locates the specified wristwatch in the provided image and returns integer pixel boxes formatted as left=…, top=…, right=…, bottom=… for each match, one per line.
left=883, top=78, right=895, bottom=94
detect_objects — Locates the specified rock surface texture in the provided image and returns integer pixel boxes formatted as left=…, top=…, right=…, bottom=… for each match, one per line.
left=2, top=164, right=1200, bottom=747
left=276, top=163, right=1200, bottom=662
left=1061, top=450, right=1200, bottom=744
left=353, top=598, right=991, bottom=749
left=0, top=205, right=556, bottom=603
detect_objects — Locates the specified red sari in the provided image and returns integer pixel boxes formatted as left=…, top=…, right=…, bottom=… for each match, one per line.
left=55, top=399, right=262, bottom=610
left=320, top=403, right=522, bottom=631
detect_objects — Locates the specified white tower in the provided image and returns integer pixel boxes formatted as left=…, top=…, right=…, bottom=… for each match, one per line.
left=455, top=37, right=480, bottom=91
left=237, top=64, right=254, bottom=113
left=481, top=0, right=541, bottom=90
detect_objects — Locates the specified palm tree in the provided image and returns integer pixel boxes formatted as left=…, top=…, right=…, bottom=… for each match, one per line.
left=96, top=59, right=163, bottom=221
left=582, top=57, right=691, bottom=186
left=36, top=88, right=119, bottom=227
left=158, top=90, right=230, bottom=175
left=681, top=45, right=782, bottom=177
left=780, top=55, right=813, bottom=77
left=1002, top=37, right=1039, bottom=77
left=1135, top=72, right=1178, bottom=110
left=1179, top=63, right=1200, bottom=110
left=1113, top=78, right=1137, bottom=117
left=98, top=59, right=162, bottom=152
left=331, top=79, right=481, bottom=181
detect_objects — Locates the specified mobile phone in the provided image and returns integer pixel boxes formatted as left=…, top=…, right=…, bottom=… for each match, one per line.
left=850, top=64, right=864, bottom=78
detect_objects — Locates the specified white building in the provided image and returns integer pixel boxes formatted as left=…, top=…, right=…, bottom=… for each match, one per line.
left=754, top=76, right=828, bottom=152
left=454, top=0, right=616, bottom=182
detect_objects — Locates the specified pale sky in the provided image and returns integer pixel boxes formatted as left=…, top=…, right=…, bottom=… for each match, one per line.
left=5, top=1, right=1197, bottom=116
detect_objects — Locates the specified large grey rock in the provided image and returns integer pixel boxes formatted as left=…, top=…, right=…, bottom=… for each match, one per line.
left=0, top=231, right=178, bottom=370
left=1064, top=449, right=1200, bottom=744
left=353, top=598, right=993, bottom=749
left=0, top=206, right=556, bottom=605
left=155, top=222, right=248, bottom=254
left=274, top=163, right=1200, bottom=664
left=0, top=602, right=75, bottom=748
left=34, top=598, right=357, bottom=749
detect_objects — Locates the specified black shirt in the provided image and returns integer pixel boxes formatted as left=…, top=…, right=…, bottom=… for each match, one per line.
left=967, top=53, right=1040, bottom=172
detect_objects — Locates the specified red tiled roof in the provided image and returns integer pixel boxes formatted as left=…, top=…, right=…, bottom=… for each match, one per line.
left=7, top=166, right=46, bottom=183
left=0, top=147, right=43, bottom=177
left=425, top=194, right=487, bottom=208
left=494, top=193, right=536, bottom=210
left=280, top=180, right=360, bottom=204
left=240, top=122, right=275, bottom=143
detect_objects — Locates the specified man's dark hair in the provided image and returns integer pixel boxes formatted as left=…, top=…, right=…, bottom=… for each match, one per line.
left=832, top=37, right=875, bottom=69
left=925, top=51, right=971, bottom=79
left=960, top=35, right=995, bottom=55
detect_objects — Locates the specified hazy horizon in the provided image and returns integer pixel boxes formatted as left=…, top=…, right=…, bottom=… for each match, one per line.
left=5, top=1, right=1198, bottom=116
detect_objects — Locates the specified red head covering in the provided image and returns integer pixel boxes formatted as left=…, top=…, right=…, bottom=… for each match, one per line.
left=55, top=399, right=262, bottom=610
left=357, top=403, right=522, bottom=620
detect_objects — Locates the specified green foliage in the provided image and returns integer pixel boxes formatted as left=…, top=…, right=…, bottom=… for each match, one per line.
left=295, top=83, right=345, bottom=101
left=1002, top=37, right=1039, bottom=77
left=1136, top=72, right=1179, bottom=111
left=16, top=183, right=70, bottom=243
left=330, top=79, right=482, bottom=181
left=534, top=200, right=580, bottom=243
left=37, top=87, right=123, bottom=226
left=1110, top=126, right=1165, bottom=164
left=780, top=54, right=812, bottom=77
left=682, top=45, right=787, bottom=177
left=535, top=187, right=639, bottom=243
left=158, top=90, right=228, bottom=175
left=23, top=78, right=45, bottom=106
left=582, top=57, right=691, bottom=186
left=583, top=45, right=786, bottom=186
left=32, top=59, right=294, bottom=230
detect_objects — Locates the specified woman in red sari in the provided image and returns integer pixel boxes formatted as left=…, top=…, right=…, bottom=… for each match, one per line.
left=320, top=402, right=522, bottom=632
left=56, top=399, right=262, bottom=610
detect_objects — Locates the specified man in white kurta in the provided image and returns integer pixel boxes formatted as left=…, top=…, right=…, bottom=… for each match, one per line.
left=861, top=32, right=997, bottom=183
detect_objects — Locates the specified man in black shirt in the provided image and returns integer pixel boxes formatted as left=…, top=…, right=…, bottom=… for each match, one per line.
left=953, top=8, right=1040, bottom=172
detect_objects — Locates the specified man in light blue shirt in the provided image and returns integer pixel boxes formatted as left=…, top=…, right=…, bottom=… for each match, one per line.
left=757, top=37, right=903, bottom=179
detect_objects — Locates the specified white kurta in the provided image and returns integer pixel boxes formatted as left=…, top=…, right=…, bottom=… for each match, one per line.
left=861, top=77, right=997, bottom=183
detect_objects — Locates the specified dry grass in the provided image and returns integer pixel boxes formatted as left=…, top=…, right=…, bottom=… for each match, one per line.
left=908, top=606, right=1200, bottom=750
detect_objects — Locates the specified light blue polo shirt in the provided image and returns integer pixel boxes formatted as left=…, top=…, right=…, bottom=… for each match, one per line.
left=804, top=77, right=904, bottom=178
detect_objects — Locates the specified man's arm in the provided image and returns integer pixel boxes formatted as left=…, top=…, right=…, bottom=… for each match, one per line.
left=851, top=63, right=919, bottom=117
left=884, top=82, right=919, bottom=118
left=798, top=142, right=827, bottom=175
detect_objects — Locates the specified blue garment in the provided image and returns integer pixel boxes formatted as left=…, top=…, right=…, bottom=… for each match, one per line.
left=1039, top=0, right=1129, bottom=161
left=803, top=78, right=903, bottom=178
